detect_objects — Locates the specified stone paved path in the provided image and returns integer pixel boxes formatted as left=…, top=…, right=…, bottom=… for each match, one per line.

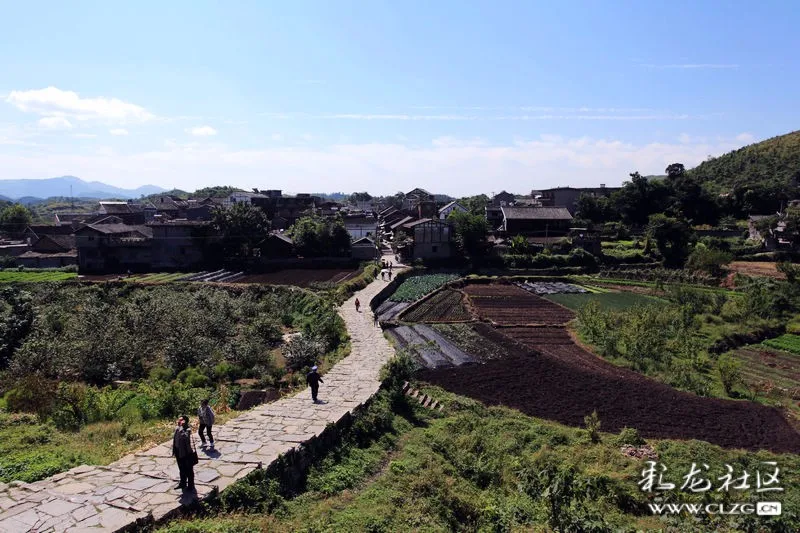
left=0, top=275, right=398, bottom=533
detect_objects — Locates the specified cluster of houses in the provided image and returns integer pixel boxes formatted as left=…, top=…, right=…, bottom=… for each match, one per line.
left=0, top=185, right=620, bottom=272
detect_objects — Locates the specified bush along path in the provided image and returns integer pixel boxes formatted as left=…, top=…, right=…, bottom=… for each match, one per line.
left=0, top=275, right=401, bottom=533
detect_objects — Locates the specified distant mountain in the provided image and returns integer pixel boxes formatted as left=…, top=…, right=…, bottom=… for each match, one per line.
left=688, top=130, right=800, bottom=191
left=0, top=176, right=165, bottom=200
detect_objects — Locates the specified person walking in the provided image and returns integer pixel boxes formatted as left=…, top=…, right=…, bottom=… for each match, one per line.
left=307, top=365, right=324, bottom=403
left=197, top=399, right=215, bottom=450
left=380, top=270, right=385, bottom=281
left=387, top=270, right=393, bottom=281
left=172, top=415, right=196, bottom=492
left=355, top=297, right=361, bottom=312
left=373, top=312, right=379, bottom=327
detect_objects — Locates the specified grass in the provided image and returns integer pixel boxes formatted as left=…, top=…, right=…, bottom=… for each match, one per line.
left=545, top=291, right=666, bottom=311
left=0, top=271, right=77, bottom=282
left=158, top=386, right=800, bottom=533
left=0, top=407, right=242, bottom=483
left=762, top=334, right=800, bottom=355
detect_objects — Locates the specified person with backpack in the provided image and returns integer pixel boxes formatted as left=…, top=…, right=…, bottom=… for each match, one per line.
left=306, top=365, right=324, bottom=403
left=197, top=399, right=215, bottom=450
left=172, top=415, right=196, bottom=492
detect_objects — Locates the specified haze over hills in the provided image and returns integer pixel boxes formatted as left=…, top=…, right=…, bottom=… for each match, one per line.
left=688, top=130, right=800, bottom=191
left=0, top=176, right=165, bottom=201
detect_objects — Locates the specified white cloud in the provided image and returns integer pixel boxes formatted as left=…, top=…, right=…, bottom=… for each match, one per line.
left=38, top=116, right=73, bottom=130
left=73, top=133, right=97, bottom=139
left=187, top=126, right=217, bottom=136
left=109, top=128, right=129, bottom=136
left=736, top=132, right=754, bottom=143
left=0, top=134, right=756, bottom=196
left=270, top=133, right=283, bottom=141
left=265, top=111, right=695, bottom=121
left=7, top=87, right=154, bottom=122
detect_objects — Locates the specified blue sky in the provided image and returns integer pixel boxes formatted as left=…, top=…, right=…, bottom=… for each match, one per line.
left=1, top=1, right=798, bottom=195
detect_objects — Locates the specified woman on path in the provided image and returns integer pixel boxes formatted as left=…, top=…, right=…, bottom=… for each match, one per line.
left=172, top=415, right=196, bottom=492
left=355, top=298, right=361, bottom=312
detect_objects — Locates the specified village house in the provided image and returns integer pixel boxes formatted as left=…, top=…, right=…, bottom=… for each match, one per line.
left=537, top=185, right=619, bottom=215
left=500, top=206, right=573, bottom=236
left=351, top=236, right=379, bottom=260
left=16, top=234, right=77, bottom=268
left=148, top=219, right=211, bottom=270
left=343, top=215, right=378, bottom=240
left=396, top=218, right=453, bottom=261
left=75, top=224, right=154, bottom=272
left=438, top=201, right=467, bottom=220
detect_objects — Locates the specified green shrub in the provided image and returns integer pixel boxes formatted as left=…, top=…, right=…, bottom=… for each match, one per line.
left=717, top=354, right=742, bottom=396
left=176, top=367, right=211, bottom=388
left=614, top=427, right=644, bottom=446
left=5, top=376, right=56, bottom=419
left=213, top=362, right=244, bottom=382
left=282, top=334, right=323, bottom=371
left=584, top=411, right=601, bottom=443
left=148, top=366, right=173, bottom=382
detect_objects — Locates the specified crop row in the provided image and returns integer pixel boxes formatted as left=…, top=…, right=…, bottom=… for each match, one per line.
left=762, top=334, right=800, bottom=355
left=389, top=274, right=460, bottom=302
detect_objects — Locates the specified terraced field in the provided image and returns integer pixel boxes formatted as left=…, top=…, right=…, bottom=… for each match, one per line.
left=544, top=290, right=666, bottom=311
left=463, top=283, right=574, bottom=325
left=0, top=271, right=77, bottom=282
left=399, top=289, right=471, bottom=323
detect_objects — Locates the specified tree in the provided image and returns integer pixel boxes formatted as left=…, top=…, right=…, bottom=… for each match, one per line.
left=646, top=214, right=692, bottom=268
left=575, top=194, right=615, bottom=223
left=289, top=215, right=352, bottom=257
left=686, top=244, right=732, bottom=277
left=665, top=163, right=686, bottom=180
left=348, top=192, right=373, bottom=204
left=509, top=235, right=531, bottom=255
left=448, top=210, right=489, bottom=258
left=0, top=203, right=33, bottom=233
left=211, top=202, right=270, bottom=262
left=458, top=194, right=490, bottom=215
left=611, top=172, right=674, bottom=227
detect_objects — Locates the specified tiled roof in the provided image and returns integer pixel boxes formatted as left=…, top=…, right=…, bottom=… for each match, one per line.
left=99, top=202, right=140, bottom=214
left=77, top=224, right=153, bottom=237
left=501, top=206, right=573, bottom=220
left=438, top=201, right=466, bottom=214
left=390, top=216, right=415, bottom=230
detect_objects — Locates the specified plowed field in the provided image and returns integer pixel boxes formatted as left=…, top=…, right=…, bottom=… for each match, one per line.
left=400, top=289, right=471, bottom=323
left=419, top=323, right=800, bottom=453
left=463, top=284, right=574, bottom=325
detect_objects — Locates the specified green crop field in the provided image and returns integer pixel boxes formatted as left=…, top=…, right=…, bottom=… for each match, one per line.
left=762, top=334, right=800, bottom=355
left=0, top=271, right=77, bottom=283
left=389, top=273, right=460, bottom=302
left=544, top=290, right=666, bottom=311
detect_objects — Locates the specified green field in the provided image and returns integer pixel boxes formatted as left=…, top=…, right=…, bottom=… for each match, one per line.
left=545, top=290, right=666, bottom=311
left=0, top=271, right=77, bottom=283
left=389, top=273, right=460, bottom=302
left=762, top=333, right=800, bottom=355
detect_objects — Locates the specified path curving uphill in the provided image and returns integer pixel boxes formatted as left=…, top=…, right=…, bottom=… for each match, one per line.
left=0, top=276, right=398, bottom=533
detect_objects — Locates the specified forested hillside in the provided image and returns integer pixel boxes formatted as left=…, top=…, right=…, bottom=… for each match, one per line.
left=689, top=130, right=800, bottom=191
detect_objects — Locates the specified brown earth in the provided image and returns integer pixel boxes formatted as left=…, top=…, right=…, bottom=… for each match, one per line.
left=419, top=283, right=800, bottom=453
left=727, top=261, right=785, bottom=280
left=233, top=269, right=359, bottom=286
left=463, top=283, right=574, bottom=325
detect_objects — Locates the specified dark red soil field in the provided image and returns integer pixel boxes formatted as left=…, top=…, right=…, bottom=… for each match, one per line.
left=400, top=289, right=472, bottom=323
left=235, top=268, right=358, bottom=287
left=420, top=323, right=800, bottom=453
left=463, top=284, right=574, bottom=325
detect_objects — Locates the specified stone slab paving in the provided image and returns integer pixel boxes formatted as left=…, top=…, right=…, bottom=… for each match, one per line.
left=0, top=273, right=400, bottom=532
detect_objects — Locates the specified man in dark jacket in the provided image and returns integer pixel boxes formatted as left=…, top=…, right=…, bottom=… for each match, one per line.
left=306, top=365, right=324, bottom=403
left=172, top=415, right=195, bottom=492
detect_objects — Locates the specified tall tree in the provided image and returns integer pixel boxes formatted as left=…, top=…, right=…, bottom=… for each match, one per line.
left=647, top=214, right=693, bottom=268
left=448, top=210, right=490, bottom=258
left=211, top=202, right=270, bottom=262
left=458, top=194, right=490, bottom=215
left=289, top=215, right=352, bottom=257
left=0, top=203, right=33, bottom=233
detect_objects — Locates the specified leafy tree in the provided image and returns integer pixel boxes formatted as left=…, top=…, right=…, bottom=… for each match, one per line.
left=646, top=214, right=692, bottom=268
left=192, top=186, right=243, bottom=198
left=686, top=244, right=733, bottom=277
left=509, top=235, right=531, bottom=255
left=0, top=287, right=34, bottom=369
left=448, top=210, right=490, bottom=258
left=458, top=194, right=490, bottom=215
left=348, top=192, right=373, bottom=204
left=575, top=194, right=615, bottom=223
left=717, top=354, right=742, bottom=396
left=665, top=163, right=686, bottom=180
left=289, top=215, right=351, bottom=257
left=211, top=202, right=271, bottom=262
left=611, top=173, right=674, bottom=226
left=0, top=203, right=33, bottom=232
